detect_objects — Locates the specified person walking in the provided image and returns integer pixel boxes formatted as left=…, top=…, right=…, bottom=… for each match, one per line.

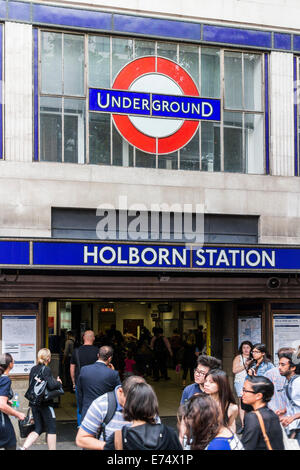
left=70, top=330, right=99, bottom=426
left=246, top=343, right=274, bottom=378
left=178, top=394, right=243, bottom=450
left=204, top=368, right=238, bottom=432
left=241, top=376, right=284, bottom=450
left=62, top=330, right=76, bottom=391
left=232, top=341, right=253, bottom=432
left=277, top=351, right=300, bottom=444
left=180, top=354, right=221, bottom=404
left=264, top=347, right=294, bottom=414
left=76, top=375, right=146, bottom=450
left=0, top=353, right=26, bottom=450
left=150, top=328, right=173, bottom=381
left=20, top=348, right=62, bottom=450
left=77, top=345, right=121, bottom=422
left=104, top=382, right=182, bottom=450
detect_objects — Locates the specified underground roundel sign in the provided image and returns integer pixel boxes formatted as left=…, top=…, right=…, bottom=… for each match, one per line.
left=89, top=57, right=221, bottom=155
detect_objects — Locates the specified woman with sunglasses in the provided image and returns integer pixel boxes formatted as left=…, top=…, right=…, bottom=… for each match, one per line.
left=241, top=376, right=284, bottom=450
left=247, top=344, right=274, bottom=378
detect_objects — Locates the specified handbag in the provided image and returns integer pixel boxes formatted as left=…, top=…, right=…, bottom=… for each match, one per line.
left=24, top=366, right=48, bottom=406
left=18, top=408, right=35, bottom=438
left=43, top=383, right=64, bottom=402
left=254, top=410, right=272, bottom=450
left=280, top=424, right=300, bottom=450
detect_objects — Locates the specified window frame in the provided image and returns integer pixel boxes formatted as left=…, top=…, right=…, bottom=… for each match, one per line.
left=38, top=29, right=266, bottom=175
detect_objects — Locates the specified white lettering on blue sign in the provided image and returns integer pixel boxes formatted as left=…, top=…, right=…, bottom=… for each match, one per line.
left=195, top=248, right=275, bottom=268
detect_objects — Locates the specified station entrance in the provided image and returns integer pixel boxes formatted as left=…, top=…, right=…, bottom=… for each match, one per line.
left=45, top=298, right=227, bottom=420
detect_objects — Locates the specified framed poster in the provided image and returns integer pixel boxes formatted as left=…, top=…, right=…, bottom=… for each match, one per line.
left=1, top=315, right=37, bottom=374
left=238, top=316, right=261, bottom=348
left=273, top=314, right=300, bottom=366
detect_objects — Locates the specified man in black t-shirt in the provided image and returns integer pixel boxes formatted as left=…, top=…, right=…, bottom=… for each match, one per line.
left=70, top=330, right=98, bottom=426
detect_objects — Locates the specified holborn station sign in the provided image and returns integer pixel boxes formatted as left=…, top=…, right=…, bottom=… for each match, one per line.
left=89, top=56, right=221, bottom=154
left=2, top=240, right=300, bottom=272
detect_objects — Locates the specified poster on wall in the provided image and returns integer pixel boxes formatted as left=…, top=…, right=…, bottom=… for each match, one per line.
left=273, top=315, right=300, bottom=366
left=1, top=315, right=36, bottom=374
left=238, top=316, right=261, bottom=348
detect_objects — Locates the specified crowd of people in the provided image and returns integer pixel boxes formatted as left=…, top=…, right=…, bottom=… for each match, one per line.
left=0, top=326, right=299, bottom=451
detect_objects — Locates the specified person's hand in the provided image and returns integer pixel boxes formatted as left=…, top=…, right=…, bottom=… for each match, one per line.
left=18, top=412, right=26, bottom=421
left=57, top=376, right=62, bottom=383
left=276, top=408, right=286, bottom=416
left=107, top=363, right=115, bottom=370
left=281, top=415, right=294, bottom=427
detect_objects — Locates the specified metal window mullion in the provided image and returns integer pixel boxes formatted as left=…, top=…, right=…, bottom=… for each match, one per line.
left=85, top=34, right=89, bottom=165
left=62, top=97, right=65, bottom=163
left=38, top=30, right=42, bottom=161
left=242, top=112, right=246, bottom=173
left=220, top=49, right=225, bottom=172
left=110, top=36, right=113, bottom=166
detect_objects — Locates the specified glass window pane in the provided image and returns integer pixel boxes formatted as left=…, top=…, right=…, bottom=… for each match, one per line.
left=225, top=52, right=243, bottom=109
left=158, top=152, right=178, bottom=170
left=89, top=36, right=110, bottom=88
left=244, top=54, right=262, bottom=111
left=179, top=44, right=199, bottom=86
left=157, top=42, right=177, bottom=62
left=41, top=32, right=62, bottom=94
left=201, top=122, right=221, bottom=172
left=245, top=113, right=264, bottom=174
left=64, top=99, right=86, bottom=164
left=135, top=40, right=155, bottom=58
left=201, top=48, right=220, bottom=98
left=180, top=130, right=200, bottom=171
left=224, top=112, right=243, bottom=173
left=89, top=113, right=111, bottom=165
left=112, top=38, right=133, bottom=83
left=40, top=97, right=62, bottom=162
left=135, top=150, right=156, bottom=168
left=64, top=34, right=85, bottom=96
left=112, top=125, right=133, bottom=167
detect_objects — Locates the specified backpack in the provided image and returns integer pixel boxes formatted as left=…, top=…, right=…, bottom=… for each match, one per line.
left=95, top=391, right=117, bottom=441
left=153, top=336, right=167, bottom=354
left=25, top=366, right=47, bottom=406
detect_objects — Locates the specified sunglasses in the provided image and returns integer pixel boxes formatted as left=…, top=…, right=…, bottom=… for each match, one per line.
left=242, top=388, right=256, bottom=394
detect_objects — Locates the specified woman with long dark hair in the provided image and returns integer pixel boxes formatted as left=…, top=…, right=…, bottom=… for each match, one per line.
left=178, top=394, right=243, bottom=450
left=104, top=382, right=182, bottom=450
left=204, top=369, right=238, bottom=432
left=246, top=343, right=274, bottom=378
left=0, top=353, right=26, bottom=450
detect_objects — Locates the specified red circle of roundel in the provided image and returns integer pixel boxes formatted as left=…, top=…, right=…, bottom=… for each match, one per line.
left=112, top=57, right=200, bottom=155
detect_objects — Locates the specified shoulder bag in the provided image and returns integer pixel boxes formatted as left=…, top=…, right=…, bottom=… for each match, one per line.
left=254, top=410, right=272, bottom=450
left=280, top=424, right=300, bottom=450
left=18, top=408, right=35, bottom=438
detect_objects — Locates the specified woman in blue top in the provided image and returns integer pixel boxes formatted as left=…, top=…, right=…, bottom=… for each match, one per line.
left=246, top=344, right=274, bottom=378
left=178, top=394, right=244, bottom=450
left=0, top=353, right=26, bottom=450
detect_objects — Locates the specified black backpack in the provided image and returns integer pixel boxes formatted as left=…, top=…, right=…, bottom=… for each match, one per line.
left=25, top=366, right=47, bottom=406
left=95, top=391, right=117, bottom=441
left=153, top=336, right=167, bottom=354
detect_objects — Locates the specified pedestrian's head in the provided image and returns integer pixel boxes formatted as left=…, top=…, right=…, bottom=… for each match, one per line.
left=251, top=343, right=269, bottom=362
left=0, top=353, right=14, bottom=375
left=242, top=376, right=274, bottom=407
left=83, top=330, right=95, bottom=345
left=278, top=351, right=300, bottom=376
left=178, top=394, right=221, bottom=450
left=123, top=382, right=159, bottom=424
left=37, top=348, right=51, bottom=365
left=194, top=355, right=221, bottom=385
left=98, top=345, right=114, bottom=363
left=204, top=369, right=236, bottom=425
left=117, top=375, right=146, bottom=407
left=238, top=341, right=253, bottom=356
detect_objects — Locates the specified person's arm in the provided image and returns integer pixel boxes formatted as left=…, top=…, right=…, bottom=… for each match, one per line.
left=0, top=396, right=26, bottom=420
left=281, top=412, right=300, bottom=427
left=241, top=412, right=260, bottom=450
left=77, top=374, right=83, bottom=414
left=227, top=403, right=238, bottom=433
left=163, top=337, right=173, bottom=356
left=43, top=366, right=62, bottom=390
left=232, top=356, right=244, bottom=374
left=70, top=364, right=76, bottom=390
left=76, top=427, right=106, bottom=450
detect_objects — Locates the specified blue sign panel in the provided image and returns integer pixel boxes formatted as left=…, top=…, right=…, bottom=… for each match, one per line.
left=0, top=241, right=30, bottom=265
left=89, top=88, right=221, bottom=122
